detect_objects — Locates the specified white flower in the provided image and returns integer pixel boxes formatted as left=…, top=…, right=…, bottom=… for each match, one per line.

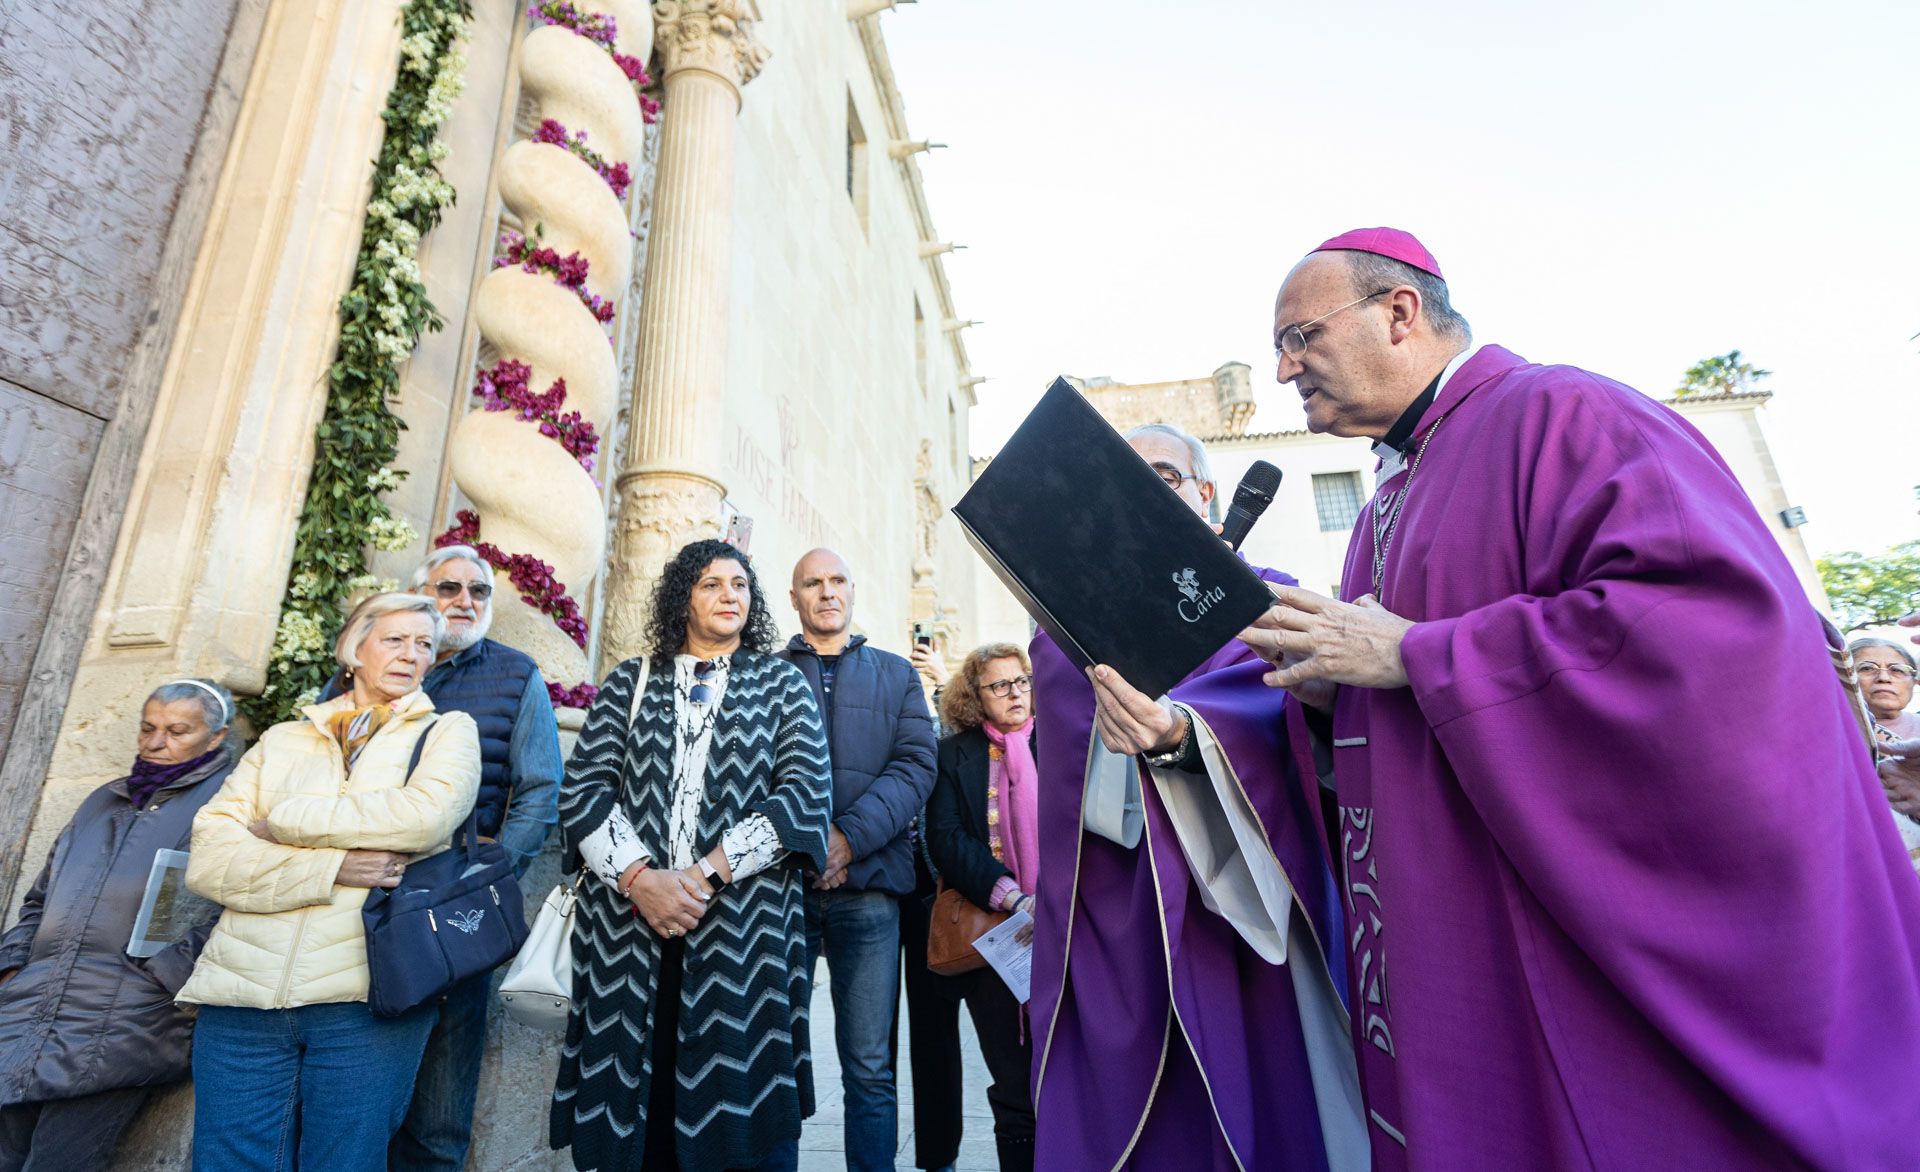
left=366, top=513, right=420, bottom=552
left=399, top=31, right=436, bottom=74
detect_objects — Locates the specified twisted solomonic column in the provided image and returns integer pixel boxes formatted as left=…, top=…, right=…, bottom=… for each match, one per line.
left=443, top=0, right=656, bottom=711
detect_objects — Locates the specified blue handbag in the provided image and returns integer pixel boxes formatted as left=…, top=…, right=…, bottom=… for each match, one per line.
left=361, top=719, right=531, bottom=1017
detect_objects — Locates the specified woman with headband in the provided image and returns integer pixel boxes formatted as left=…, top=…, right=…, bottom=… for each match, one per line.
left=0, top=677, right=238, bottom=1167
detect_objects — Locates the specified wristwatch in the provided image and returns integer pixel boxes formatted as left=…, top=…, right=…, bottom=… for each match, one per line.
left=697, top=857, right=729, bottom=893
left=1142, top=706, right=1194, bottom=769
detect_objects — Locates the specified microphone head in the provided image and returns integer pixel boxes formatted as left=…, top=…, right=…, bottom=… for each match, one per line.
left=1232, top=460, right=1282, bottom=511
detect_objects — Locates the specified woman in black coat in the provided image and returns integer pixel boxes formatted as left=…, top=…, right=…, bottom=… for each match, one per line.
left=924, top=644, right=1038, bottom=1172
left=0, top=678, right=237, bottom=1169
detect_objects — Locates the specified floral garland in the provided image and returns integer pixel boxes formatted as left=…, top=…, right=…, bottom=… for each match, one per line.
left=527, top=1, right=662, bottom=121
left=246, top=0, right=472, bottom=727
left=549, top=681, right=601, bottom=710
left=532, top=118, right=632, bottom=199
left=471, top=358, right=601, bottom=474
left=436, top=510, right=591, bottom=648
left=495, top=228, right=615, bottom=323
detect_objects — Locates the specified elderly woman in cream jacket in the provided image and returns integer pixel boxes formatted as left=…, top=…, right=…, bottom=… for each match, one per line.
left=178, top=593, right=480, bottom=1171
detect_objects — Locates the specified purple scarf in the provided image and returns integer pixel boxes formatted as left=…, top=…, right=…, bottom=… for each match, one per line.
left=126, top=747, right=223, bottom=810
left=982, top=718, right=1039, bottom=893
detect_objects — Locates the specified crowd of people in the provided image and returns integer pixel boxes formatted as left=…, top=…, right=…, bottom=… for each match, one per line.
left=0, top=225, right=1917, bottom=1172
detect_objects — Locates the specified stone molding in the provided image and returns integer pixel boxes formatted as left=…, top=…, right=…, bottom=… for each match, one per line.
left=600, top=470, right=726, bottom=667
left=653, top=0, right=770, bottom=101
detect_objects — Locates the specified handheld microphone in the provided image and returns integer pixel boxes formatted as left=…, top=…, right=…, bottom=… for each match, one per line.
left=1219, top=460, right=1282, bottom=552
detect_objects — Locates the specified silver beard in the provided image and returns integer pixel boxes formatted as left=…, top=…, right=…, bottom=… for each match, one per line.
left=440, top=603, right=493, bottom=654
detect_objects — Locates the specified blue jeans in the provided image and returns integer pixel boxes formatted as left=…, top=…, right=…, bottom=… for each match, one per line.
left=191, top=1001, right=436, bottom=1170
left=804, top=888, right=901, bottom=1172
left=388, top=971, right=492, bottom=1170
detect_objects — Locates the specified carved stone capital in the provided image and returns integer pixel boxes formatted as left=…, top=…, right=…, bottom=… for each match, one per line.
left=653, top=0, right=770, bottom=95
left=599, top=471, right=728, bottom=671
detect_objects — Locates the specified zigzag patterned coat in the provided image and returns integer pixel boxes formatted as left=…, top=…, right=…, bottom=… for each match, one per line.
left=553, top=652, right=831, bottom=1171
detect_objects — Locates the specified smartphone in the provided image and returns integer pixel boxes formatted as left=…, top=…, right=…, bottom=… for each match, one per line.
left=722, top=512, right=753, bottom=554
left=912, top=622, right=933, bottom=649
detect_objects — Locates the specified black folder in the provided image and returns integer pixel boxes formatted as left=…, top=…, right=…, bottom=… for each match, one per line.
left=953, top=378, right=1275, bottom=699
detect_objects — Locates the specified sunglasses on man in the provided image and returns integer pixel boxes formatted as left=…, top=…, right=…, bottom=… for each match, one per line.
left=429, top=579, right=493, bottom=601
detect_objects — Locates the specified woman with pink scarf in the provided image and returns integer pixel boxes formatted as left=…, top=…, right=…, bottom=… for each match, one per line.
left=925, top=643, right=1037, bottom=1172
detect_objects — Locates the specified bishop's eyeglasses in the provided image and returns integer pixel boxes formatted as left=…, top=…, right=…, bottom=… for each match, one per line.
left=1274, top=289, right=1394, bottom=359
left=983, top=674, right=1033, bottom=698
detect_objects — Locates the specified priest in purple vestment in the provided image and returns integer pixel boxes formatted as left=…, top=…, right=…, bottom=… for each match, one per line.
left=1028, top=423, right=1365, bottom=1172
left=1241, top=227, right=1920, bottom=1169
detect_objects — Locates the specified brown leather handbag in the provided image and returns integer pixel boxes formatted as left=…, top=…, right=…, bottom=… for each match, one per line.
left=925, top=883, right=1007, bottom=976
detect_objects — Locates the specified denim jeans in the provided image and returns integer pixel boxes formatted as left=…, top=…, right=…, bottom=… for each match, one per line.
left=191, top=1001, right=436, bottom=1170
left=804, top=888, right=901, bottom=1172
left=388, top=971, right=493, bottom=1170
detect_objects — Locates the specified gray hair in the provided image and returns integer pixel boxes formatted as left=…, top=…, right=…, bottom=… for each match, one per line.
left=1342, top=252, right=1472, bottom=344
left=1849, top=637, right=1918, bottom=672
left=410, top=544, right=495, bottom=591
left=334, top=592, right=447, bottom=670
left=1123, top=422, right=1215, bottom=490
left=146, top=677, right=234, bottom=732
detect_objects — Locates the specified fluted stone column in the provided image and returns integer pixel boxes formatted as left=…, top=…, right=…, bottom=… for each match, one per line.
left=600, top=0, right=768, bottom=669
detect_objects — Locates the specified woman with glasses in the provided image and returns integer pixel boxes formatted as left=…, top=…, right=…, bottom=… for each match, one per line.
left=1849, top=638, right=1920, bottom=824
left=925, top=644, right=1038, bottom=1172
left=553, top=539, right=830, bottom=1172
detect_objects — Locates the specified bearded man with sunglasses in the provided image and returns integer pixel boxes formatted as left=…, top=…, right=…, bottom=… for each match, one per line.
left=321, top=542, right=561, bottom=1170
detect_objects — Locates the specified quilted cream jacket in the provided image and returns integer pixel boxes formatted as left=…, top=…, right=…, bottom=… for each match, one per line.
left=177, top=689, right=480, bottom=1009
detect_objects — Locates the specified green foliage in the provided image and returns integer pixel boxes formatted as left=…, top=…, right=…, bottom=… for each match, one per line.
left=243, top=0, right=473, bottom=729
left=1819, top=541, right=1920, bottom=632
left=1673, top=350, right=1772, bottom=398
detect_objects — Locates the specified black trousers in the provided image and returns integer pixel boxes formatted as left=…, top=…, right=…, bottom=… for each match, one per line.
left=958, top=974, right=1034, bottom=1172
left=0, top=1085, right=151, bottom=1172
left=642, top=935, right=689, bottom=1172
left=894, top=853, right=965, bottom=1169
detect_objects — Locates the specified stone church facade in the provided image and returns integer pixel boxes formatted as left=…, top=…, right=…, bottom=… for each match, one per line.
left=0, top=1, right=978, bottom=1163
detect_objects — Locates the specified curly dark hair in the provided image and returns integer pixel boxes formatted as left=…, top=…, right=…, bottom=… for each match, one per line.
left=645, top=539, right=780, bottom=664
left=940, top=643, right=1031, bottom=733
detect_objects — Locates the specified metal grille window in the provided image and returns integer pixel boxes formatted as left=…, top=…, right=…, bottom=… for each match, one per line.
left=1311, top=471, right=1364, bottom=532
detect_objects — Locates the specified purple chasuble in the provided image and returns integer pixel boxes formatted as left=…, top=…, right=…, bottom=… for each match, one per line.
left=1029, top=564, right=1347, bottom=1171
left=1302, top=345, right=1920, bottom=1168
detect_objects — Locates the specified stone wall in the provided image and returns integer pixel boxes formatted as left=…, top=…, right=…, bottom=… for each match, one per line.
left=721, top=7, right=979, bottom=656
left=16, top=3, right=982, bottom=1166
left=0, top=0, right=255, bottom=906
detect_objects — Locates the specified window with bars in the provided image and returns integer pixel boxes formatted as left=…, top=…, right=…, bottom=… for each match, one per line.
left=1311, top=471, right=1364, bottom=532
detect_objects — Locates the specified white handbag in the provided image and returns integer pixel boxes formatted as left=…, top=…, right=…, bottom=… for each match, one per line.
left=499, top=657, right=651, bottom=1031
left=498, top=873, right=583, bottom=1031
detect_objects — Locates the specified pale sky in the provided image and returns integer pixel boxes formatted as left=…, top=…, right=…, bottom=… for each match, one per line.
left=884, top=0, right=1920, bottom=561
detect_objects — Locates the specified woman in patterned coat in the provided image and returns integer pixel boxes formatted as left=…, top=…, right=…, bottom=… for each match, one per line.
left=555, top=539, right=831, bottom=1172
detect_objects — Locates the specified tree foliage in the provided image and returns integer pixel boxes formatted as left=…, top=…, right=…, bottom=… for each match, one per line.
left=1673, top=350, right=1771, bottom=398
left=1819, top=541, right=1920, bottom=632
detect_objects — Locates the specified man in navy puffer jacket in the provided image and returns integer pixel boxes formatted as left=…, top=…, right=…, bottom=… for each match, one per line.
left=778, top=548, right=936, bottom=1172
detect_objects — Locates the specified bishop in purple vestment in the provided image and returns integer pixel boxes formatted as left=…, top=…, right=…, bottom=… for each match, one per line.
left=1244, top=228, right=1920, bottom=1169
left=1028, top=424, right=1365, bottom=1172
